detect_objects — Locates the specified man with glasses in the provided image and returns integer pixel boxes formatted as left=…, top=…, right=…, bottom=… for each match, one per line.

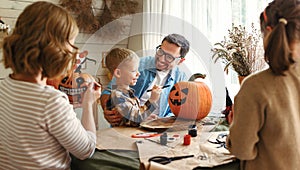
left=100, top=34, right=190, bottom=126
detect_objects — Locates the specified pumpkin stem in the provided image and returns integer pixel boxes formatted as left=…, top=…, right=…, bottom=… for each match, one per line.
left=188, top=73, right=206, bottom=81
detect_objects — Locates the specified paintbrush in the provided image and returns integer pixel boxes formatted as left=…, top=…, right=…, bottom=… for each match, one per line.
left=146, top=85, right=171, bottom=92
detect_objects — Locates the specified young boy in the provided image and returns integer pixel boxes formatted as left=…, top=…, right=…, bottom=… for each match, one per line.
left=105, top=48, right=162, bottom=127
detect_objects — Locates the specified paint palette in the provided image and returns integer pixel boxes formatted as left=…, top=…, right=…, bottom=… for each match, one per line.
left=140, top=116, right=197, bottom=132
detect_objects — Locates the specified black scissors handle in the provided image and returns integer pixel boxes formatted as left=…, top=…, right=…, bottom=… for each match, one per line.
left=149, top=155, right=194, bottom=165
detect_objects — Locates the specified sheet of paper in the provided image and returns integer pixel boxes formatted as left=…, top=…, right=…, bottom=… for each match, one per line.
left=137, top=131, right=236, bottom=169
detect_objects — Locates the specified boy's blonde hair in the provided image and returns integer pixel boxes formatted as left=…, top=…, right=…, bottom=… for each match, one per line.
left=105, top=48, right=139, bottom=74
left=2, top=1, right=79, bottom=79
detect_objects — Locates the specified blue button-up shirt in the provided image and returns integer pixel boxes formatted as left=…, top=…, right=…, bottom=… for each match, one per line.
left=102, top=56, right=188, bottom=117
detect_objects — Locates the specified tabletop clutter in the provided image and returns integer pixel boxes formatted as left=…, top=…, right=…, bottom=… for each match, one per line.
left=96, top=115, right=237, bottom=170
left=95, top=77, right=235, bottom=169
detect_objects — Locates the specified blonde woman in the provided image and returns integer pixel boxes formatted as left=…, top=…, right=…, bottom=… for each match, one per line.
left=0, top=1, right=101, bottom=169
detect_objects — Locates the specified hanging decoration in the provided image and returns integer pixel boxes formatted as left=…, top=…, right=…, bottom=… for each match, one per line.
left=97, top=0, right=139, bottom=39
left=0, top=18, right=11, bottom=47
left=59, top=0, right=139, bottom=36
left=59, top=0, right=100, bottom=33
left=109, top=0, right=139, bottom=18
left=96, top=0, right=124, bottom=39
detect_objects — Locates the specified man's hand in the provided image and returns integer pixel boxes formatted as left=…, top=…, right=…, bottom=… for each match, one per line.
left=100, top=94, right=122, bottom=126
left=103, top=108, right=122, bottom=126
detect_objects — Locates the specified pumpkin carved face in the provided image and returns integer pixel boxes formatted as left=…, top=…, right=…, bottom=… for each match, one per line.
left=168, top=81, right=212, bottom=120
left=169, top=86, right=189, bottom=106
left=47, top=71, right=100, bottom=104
left=47, top=50, right=101, bottom=105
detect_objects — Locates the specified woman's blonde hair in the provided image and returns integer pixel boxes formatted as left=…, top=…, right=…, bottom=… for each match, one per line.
left=2, top=1, right=79, bottom=79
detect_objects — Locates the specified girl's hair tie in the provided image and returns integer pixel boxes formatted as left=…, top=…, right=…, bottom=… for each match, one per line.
left=279, top=18, right=288, bottom=25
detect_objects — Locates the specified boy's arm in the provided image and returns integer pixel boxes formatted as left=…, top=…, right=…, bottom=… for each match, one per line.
left=112, top=92, right=155, bottom=125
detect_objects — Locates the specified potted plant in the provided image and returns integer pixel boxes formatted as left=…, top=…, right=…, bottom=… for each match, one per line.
left=212, top=23, right=266, bottom=83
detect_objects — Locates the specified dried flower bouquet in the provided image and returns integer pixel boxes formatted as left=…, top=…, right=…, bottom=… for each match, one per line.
left=212, top=23, right=266, bottom=76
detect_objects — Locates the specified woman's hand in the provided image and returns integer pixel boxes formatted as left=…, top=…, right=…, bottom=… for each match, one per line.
left=80, top=82, right=101, bottom=133
left=227, top=106, right=234, bottom=125
left=79, top=82, right=101, bottom=107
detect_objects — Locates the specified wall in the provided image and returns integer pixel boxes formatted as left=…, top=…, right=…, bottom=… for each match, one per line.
left=0, top=0, right=143, bottom=129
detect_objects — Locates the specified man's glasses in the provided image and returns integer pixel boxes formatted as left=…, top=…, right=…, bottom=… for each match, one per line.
left=156, top=45, right=181, bottom=63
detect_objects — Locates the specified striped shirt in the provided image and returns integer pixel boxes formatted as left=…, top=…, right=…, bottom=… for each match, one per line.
left=0, top=76, right=96, bottom=170
left=110, top=88, right=156, bottom=127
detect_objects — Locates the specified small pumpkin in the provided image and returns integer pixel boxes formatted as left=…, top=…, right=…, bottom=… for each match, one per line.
left=168, top=74, right=212, bottom=120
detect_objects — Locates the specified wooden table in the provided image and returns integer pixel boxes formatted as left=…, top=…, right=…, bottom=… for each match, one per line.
left=71, top=115, right=239, bottom=170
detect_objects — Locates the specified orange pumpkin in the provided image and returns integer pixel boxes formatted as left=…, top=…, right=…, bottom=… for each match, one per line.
left=47, top=51, right=101, bottom=104
left=168, top=81, right=212, bottom=120
left=47, top=71, right=99, bottom=104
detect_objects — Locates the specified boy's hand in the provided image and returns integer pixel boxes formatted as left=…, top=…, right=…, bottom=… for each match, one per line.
left=149, top=85, right=162, bottom=103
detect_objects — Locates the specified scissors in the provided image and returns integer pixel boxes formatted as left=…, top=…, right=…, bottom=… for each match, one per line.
left=148, top=155, right=194, bottom=165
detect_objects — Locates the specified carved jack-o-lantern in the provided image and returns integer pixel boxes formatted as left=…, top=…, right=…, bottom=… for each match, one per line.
left=47, top=51, right=100, bottom=104
left=47, top=71, right=99, bottom=104
left=168, top=80, right=212, bottom=120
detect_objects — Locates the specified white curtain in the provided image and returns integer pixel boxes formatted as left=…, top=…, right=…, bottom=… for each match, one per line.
left=142, top=0, right=232, bottom=47
left=142, top=0, right=272, bottom=48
